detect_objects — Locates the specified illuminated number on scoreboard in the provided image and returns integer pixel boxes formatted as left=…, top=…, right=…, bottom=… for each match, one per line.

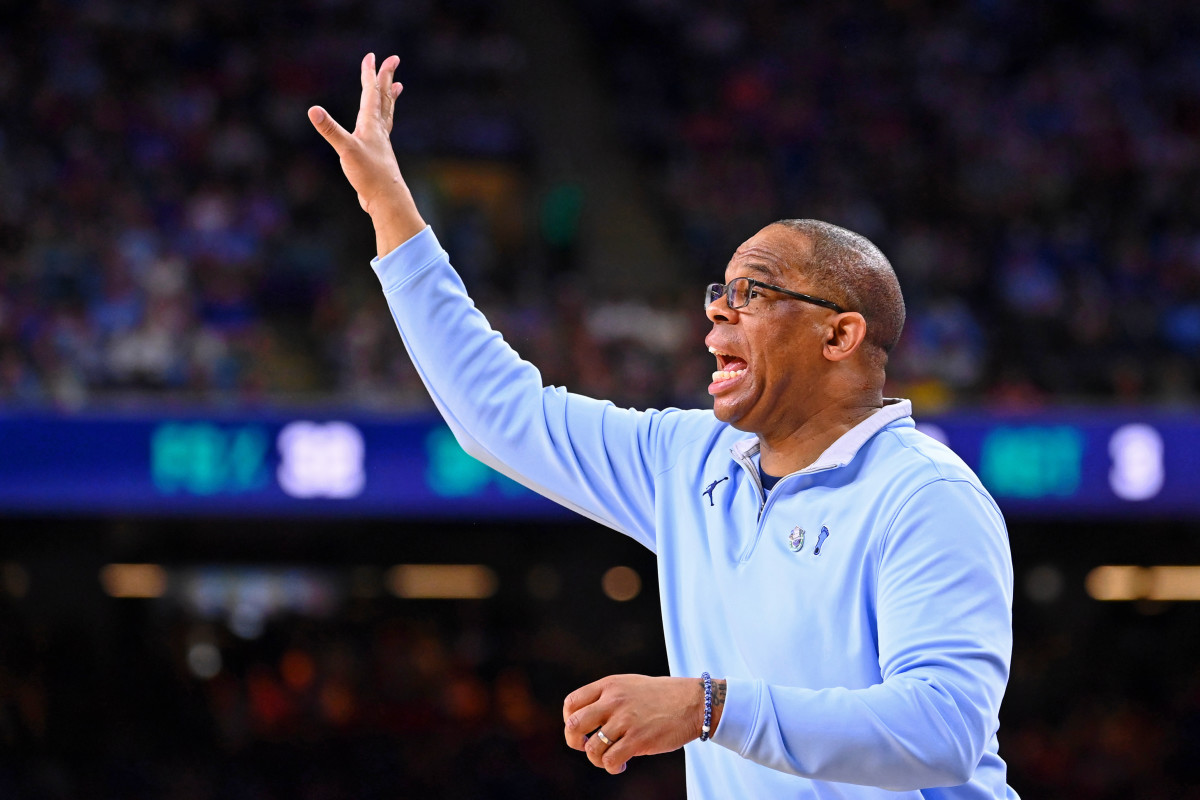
left=276, top=421, right=366, bottom=499
left=1108, top=423, right=1164, bottom=501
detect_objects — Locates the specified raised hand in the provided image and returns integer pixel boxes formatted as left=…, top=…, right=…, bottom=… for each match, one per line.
left=308, top=53, right=425, bottom=256
left=563, top=674, right=724, bottom=775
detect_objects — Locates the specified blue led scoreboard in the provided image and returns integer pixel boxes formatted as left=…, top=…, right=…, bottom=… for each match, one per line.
left=0, top=409, right=1196, bottom=519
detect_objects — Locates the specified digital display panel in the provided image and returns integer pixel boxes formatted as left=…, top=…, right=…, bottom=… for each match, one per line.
left=0, top=409, right=1197, bottom=519
left=0, top=412, right=560, bottom=519
left=916, top=412, right=1198, bottom=517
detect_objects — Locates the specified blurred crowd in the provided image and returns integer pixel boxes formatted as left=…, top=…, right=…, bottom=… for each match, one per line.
left=3, top=0, right=1200, bottom=413
left=0, top=0, right=530, bottom=411
left=579, top=0, right=1200, bottom=408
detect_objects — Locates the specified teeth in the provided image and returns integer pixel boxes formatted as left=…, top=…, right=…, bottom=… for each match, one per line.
left=708, top=346, right=730, bottom=356
left=712, top=369, right=746, bottom=381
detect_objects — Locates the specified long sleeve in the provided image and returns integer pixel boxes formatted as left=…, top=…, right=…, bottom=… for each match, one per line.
left=372, top=226, right=703, bottom=551
left=711, top=477, right=1015, bottom=793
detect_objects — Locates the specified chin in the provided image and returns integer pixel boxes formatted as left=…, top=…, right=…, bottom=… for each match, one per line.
left=711, top=400, right=748, bottom=429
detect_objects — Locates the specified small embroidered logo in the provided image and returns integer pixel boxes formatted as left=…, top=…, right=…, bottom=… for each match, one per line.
left=702, top=476, right=729, bottom=507
left=788, top=527, right=805, bottom=552
left=813, top=526, right=830, bottom=556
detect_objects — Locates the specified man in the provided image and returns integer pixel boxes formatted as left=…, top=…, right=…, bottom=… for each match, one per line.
left=309, top=54, right=1020, bottom=799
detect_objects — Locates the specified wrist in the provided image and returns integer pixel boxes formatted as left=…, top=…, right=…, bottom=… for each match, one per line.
left=368, top=193, right=426, bottom=258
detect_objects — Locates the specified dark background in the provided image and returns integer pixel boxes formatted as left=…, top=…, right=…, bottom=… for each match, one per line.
left=3, top=514, right=1200, bottom=798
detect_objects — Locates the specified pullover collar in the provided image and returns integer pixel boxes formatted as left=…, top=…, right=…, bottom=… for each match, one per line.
left=730, top=398, right=912, bottom=475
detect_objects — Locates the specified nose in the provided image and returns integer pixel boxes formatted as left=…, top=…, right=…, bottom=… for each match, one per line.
left=705, top=293, right=737, bottom=324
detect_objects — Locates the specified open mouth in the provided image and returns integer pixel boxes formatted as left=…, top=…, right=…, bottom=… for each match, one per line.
left=708, top=345, right=748, bottom=383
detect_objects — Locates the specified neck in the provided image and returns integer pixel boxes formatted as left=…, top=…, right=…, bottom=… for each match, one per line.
left=757, top=401, right=880, bottom=476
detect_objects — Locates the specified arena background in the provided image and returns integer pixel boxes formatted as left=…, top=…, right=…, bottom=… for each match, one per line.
left=2, top=1, right=1199, bottom=798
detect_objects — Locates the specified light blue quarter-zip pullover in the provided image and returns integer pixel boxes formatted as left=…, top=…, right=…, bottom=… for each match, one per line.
left=373, top=227, right=1019, bottom=799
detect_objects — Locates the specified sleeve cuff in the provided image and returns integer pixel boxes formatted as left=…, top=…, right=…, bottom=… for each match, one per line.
left=711, top=676, right=761, bottom=755
left=370, top=225, right=446, bottom=293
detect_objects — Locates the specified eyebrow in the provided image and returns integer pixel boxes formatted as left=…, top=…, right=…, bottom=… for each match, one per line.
left=743, top=262, right=780, bottom=280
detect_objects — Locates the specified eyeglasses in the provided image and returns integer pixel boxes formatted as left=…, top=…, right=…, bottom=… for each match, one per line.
left=705, top=277, right=846, bottom=313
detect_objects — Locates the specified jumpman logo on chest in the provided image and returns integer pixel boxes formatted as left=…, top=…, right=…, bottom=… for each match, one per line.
left=702, top=476, right=729, bottom=507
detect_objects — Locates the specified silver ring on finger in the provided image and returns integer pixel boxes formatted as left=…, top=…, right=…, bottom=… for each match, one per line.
left=595, top=729, right=615, bottom=747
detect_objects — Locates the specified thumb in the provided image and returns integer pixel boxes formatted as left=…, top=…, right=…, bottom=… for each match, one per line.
left=308, top=106, right=352, bottom=151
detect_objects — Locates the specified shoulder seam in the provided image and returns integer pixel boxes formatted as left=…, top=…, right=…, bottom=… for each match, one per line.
left=651, top=413, right=723, bottom=480
left=879, top=426, right=948, bottom=479
left=877, top=477, right=1004, bottom=572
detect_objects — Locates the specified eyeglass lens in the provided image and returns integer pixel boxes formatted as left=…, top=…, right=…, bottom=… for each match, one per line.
left=705, top=278, right=750, bottom=309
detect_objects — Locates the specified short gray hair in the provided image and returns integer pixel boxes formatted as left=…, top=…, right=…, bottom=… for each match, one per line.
left=774, top=219, right=906, bottom=360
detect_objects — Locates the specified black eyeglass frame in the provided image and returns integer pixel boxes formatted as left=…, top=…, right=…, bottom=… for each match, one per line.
left=705, top=277, right=846, bottom=314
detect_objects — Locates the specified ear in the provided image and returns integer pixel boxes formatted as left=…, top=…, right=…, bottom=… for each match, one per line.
left=823, top=312, right=868, bottom=362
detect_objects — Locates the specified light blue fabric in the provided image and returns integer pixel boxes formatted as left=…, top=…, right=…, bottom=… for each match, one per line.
left=373, top=226, right=1020, bottom=799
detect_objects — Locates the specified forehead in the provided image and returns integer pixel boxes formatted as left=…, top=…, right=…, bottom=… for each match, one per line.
left=725, top=225, right=813, bottom=280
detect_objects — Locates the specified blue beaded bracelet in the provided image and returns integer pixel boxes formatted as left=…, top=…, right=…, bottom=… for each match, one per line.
left=700, top=671, right=713, bottom=741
